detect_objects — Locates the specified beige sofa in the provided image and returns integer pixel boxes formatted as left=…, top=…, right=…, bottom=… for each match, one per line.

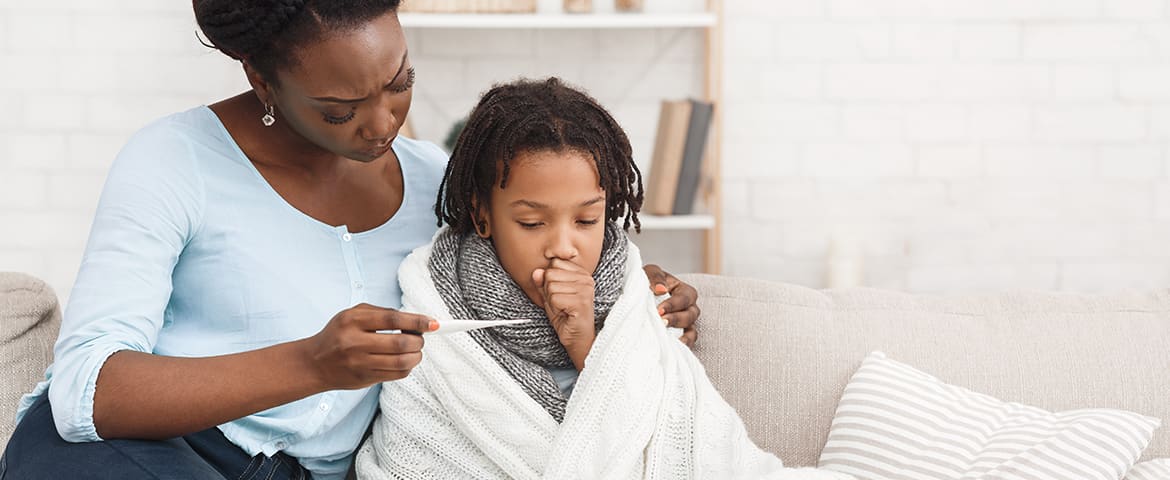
left=682, top=273, right=1169, bottom=465
left=2, top=271, right=1167, bottom=465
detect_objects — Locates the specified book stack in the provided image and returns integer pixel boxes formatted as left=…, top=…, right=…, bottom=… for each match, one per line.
left=644, top=99, right=715, bottom=216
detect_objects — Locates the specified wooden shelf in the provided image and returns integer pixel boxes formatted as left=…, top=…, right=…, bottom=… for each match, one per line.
left=400, top=0, right=725, bottom=272
left=398, top=13, right=717, bottom=29
left=636, top=214, right=716, bottom=231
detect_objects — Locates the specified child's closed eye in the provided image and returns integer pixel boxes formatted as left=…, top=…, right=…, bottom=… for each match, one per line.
left=516, top=219, right=599, bottom=229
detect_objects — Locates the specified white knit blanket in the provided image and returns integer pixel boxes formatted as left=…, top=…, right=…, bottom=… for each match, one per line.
left=355, top=239, right=854, bottom=480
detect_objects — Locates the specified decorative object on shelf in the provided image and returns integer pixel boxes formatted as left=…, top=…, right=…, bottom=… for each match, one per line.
left=398, top=0, right=537, bottom=13
left=563, top=0, right=592, bottom=14
left=615, top=0, right=644, bottom=12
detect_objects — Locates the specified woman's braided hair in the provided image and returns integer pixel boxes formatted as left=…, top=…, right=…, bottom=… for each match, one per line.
left=436, top=77, right=644, bottom=235
left=193, top=0, right=402, bottom=81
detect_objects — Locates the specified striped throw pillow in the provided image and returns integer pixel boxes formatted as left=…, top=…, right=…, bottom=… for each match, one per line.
left=818, top=352, right=1161, bottom=480
left=1126, top=459, right=1170, bottom=480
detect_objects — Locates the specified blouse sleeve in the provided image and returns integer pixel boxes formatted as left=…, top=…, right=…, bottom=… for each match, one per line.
left=47, top=122, right=205, bottom=442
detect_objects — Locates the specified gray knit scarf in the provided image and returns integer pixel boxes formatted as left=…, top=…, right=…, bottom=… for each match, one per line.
left=428, top=222, right=629, bottom=422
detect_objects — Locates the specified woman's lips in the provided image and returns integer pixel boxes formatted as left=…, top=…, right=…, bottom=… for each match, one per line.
left=363, top=142, right=393, bottom=158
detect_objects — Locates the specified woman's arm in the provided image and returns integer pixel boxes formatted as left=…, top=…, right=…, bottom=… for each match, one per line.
left=92, top=305, right=434, bottom=440
left=47, top=123, right=208, bottom=442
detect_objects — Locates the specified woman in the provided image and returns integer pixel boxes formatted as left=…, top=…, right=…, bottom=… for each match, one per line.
left=0, top=2, right=699, bottom=480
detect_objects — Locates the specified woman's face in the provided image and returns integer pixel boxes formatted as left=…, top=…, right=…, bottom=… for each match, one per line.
left=265, top=12, right=413, bottom=162
left=482, top=149, right=608, bottom=308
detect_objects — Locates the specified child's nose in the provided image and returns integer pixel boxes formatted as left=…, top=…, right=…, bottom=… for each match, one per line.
left=544, top=226, right=579, bottom=260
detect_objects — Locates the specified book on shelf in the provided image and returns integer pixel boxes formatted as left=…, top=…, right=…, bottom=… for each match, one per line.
left=672, top=99, right=714, bottom=215
left=644, top=100, right=691, bottom=216
left=644, top=98, right=715, bottom=216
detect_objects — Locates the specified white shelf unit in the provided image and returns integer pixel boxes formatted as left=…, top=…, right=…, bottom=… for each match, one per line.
left=402, top=2, right=724, bottom=272
left=399, top=13, right=717, bottom=29
left=637, top=214, right=716, bottom=230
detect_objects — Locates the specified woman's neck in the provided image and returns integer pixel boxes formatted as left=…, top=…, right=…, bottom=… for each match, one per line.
left=211, top=91, right=354, bottom=177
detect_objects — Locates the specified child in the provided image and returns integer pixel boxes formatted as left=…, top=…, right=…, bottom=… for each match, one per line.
left=356, top=78, right=852, bottom=480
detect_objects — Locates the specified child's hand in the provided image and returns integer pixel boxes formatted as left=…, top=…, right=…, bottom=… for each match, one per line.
left=532, top=258, right=596, bottom=370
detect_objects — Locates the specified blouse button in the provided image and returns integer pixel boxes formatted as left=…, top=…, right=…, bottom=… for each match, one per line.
left=342, top=233, right=353, bottom=242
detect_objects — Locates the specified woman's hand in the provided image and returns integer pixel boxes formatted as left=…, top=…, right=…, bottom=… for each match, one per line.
left=643, top=265, right=700, bottom=348
left=533, top=258, right=597, bottom=370
left=300, top=303, right=438, bottom=390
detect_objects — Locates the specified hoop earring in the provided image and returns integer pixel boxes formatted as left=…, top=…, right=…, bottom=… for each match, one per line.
left=262, top=104, right=276, bottom=127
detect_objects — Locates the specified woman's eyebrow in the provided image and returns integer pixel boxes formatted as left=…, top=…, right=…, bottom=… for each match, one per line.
left=310, top=50, right=410, bottom=104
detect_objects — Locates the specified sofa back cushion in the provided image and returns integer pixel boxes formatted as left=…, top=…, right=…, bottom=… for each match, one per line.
left=680, top=273, right=1170, bottom=467
left=0, top=272, right=61, bottom=451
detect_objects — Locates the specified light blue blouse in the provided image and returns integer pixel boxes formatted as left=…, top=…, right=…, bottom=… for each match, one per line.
left=16, top=106, right=448, bottom=480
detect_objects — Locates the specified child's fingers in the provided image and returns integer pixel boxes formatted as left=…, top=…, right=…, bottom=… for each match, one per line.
left=532, top=269, right=557, bottom=310
left=546, top=293, right=580, bottom=313
left=548, top=258, right=589, bottom=274
left=541, top=267, right=594, bottom=285
left=543, top=281, right=588, bottom=296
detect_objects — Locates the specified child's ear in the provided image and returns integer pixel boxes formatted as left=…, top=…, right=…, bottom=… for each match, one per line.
left=473, top=216, right=491, bottom=238
left=470, top=198, right=491, bottom=239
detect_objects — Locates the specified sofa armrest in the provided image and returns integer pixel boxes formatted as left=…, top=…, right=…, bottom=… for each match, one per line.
left=0, top=272, right=62, bottom=450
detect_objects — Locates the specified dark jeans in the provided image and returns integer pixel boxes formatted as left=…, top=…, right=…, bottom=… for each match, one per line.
left=1, top=394, right=309, bottom=480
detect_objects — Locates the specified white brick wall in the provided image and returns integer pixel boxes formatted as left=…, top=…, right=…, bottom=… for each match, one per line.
left=0, top=2, right=709, bottom=300
left=3, top=1, right=1170, bottom=299
left=724, top=0, right=1170, bottom=293
left=0, top=2, right=244, bottom=300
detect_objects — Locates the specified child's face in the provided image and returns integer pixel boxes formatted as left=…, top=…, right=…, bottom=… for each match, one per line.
left=482, top=148, right=607, bottom=308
